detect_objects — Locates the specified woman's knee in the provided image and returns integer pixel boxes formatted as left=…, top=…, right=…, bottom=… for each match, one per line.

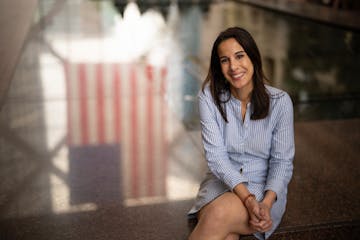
left=197, top=204, right=227, bottom=231
left=199, top=193, right=249, bottom=229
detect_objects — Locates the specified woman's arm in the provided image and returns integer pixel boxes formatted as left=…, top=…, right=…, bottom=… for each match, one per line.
left=248, top=93, right=294, bottom=233
left=198, top=89, right=248, bottom=191
left=264, top=93, right=295, bottom=200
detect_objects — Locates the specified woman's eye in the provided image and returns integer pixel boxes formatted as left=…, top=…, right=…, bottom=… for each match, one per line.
left=236, top=54, right=244, bottom=59
left=220, top=58, right=228, bottom=64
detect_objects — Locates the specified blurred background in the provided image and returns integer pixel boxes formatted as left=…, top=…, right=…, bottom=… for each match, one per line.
left=0, top=0, right=359, bottom=239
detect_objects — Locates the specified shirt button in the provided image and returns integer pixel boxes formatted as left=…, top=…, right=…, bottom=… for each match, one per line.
left=240, top=168, right=243, bottom=174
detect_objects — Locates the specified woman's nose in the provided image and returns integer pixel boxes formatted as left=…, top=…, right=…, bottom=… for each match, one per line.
left=229, top=59, right=237, bottom=71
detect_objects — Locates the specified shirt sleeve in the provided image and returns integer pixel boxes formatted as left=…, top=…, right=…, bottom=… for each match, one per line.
left=199, top=90, right=248, bottom=190
left=264, top=93, right=295, bottom=198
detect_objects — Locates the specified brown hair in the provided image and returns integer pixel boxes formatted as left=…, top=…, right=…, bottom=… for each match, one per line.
left=202, top=27, right=269, bottom=122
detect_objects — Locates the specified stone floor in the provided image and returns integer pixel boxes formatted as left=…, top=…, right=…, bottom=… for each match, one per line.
left=0, top=0, right=359, bottom=239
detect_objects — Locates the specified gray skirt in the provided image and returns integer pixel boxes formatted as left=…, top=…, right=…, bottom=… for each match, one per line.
left=187, top=171, right=287, bottom=240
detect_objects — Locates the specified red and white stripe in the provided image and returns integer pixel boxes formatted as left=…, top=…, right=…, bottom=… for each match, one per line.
left=64, top=61, right=168, bottom=201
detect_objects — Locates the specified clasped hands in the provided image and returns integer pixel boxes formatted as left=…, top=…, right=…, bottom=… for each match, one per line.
left=244, top=197, right=273, bottom=233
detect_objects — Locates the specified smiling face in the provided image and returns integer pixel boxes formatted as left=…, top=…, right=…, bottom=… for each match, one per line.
left=217, top=38, right=254, bottom=99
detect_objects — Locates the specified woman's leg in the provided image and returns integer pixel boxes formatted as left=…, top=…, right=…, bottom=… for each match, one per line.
left=224, top=233, right=240, bottom=240
left=188, top=192, right=254, bottom=240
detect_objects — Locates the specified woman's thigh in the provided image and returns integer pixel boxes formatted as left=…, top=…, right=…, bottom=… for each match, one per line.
left=198, top=192, right=254, bottom=235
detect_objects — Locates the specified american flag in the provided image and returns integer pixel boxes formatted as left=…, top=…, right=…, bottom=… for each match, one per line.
left=64, top=61, right=168, bottom=205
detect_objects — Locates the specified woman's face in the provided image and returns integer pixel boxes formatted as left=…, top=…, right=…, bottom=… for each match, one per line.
left=217, top=38, right=254, bottom=95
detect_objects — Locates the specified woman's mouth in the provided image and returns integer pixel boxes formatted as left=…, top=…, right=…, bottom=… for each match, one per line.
left=231, top=72, right=245, bottom=80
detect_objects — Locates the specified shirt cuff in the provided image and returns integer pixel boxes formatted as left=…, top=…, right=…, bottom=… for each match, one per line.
left=264, top=179, right=284, bottom=198
left=225, top=174, right=249, bottom=191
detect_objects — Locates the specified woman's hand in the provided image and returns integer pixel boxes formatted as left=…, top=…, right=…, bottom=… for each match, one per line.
left=244, top=197, right=261, bottom=230
left=257, top=202, right=273, bottom=232
left=245, top=197, right=273, bottom=233
left=234, top=185, right=274, bottom=233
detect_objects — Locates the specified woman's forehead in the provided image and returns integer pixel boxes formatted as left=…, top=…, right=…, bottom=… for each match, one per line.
left=218, top=38, right=245, bottom=55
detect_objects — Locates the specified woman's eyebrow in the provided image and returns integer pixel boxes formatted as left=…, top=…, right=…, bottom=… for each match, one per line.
left=219, top=51, right=245, bottom=58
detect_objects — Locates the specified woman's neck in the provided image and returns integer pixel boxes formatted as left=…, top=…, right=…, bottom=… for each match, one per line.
left=231, top=86, right=252, bottom=105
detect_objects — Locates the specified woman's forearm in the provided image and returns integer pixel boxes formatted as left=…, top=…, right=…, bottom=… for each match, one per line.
left=233, top=183, right=252, bottom=203
left=262, top=190, right=277, bottom=208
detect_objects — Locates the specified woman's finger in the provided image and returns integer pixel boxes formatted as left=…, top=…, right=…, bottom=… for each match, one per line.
left=249, top=222, right=263, bottom=233
left=249, top=212, right=260, bottom=224
left=249, top=219, right=264, bottom=228
left=258, top=219, right=273, bottom=232
left=250, top=207, right=262, bottom=220
left=250, top=218, right=272, bottom=232
left=262, top=220, right=272, bottom=231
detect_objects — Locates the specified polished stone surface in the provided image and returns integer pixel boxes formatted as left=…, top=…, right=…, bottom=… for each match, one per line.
left=0, top=0, right=359, bottom=239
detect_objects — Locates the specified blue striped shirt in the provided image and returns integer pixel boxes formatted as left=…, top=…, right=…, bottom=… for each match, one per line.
left=199, top=84, right=295, bottom=198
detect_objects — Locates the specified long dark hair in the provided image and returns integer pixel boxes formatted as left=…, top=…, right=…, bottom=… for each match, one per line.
left=202, top=27, right=269, bottom=122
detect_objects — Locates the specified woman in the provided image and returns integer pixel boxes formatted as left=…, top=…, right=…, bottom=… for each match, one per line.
left=188, top=27, right=295, bottom=240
